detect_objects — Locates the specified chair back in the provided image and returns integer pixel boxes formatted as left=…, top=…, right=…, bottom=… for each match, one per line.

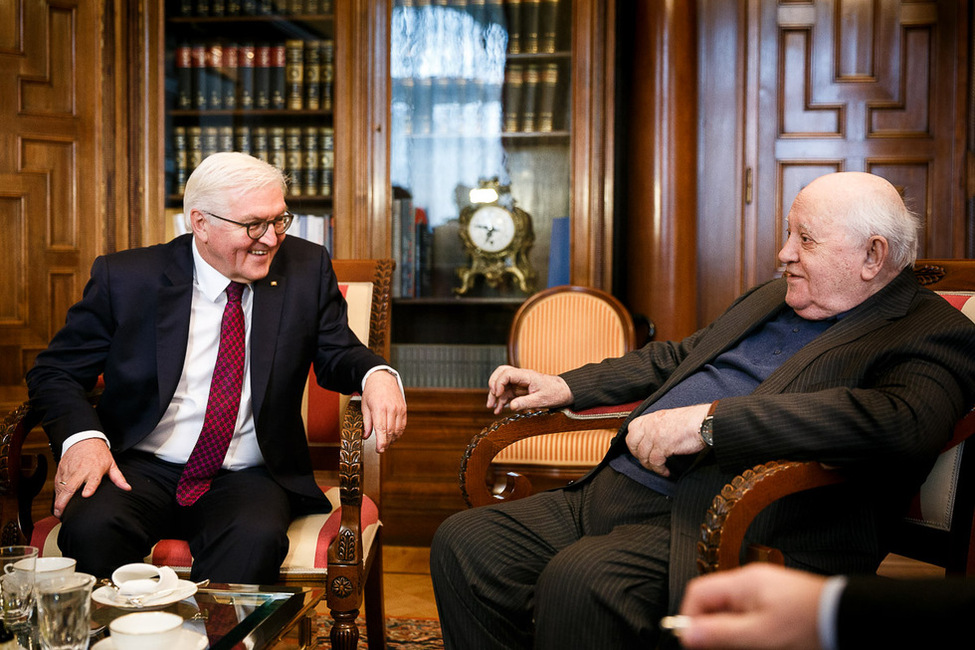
left=301, top=259, right=393, bottom=499
left=491, top=286, right=637, bottom=481
left=893, top=259, right=975, bottom=575
left=508, top=285, right=636, bottom=374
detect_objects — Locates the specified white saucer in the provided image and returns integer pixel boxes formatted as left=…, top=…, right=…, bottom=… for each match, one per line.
left=92, top=629, right=207, bottom=650
left=92, top=579, right=198, bottom=609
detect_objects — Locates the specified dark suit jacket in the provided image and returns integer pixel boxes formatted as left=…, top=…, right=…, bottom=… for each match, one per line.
left=561, top=267, right=975, bottom=610
left=26, top=234, right=386, bottom=508
left=837, top=576, right=975, bottom=648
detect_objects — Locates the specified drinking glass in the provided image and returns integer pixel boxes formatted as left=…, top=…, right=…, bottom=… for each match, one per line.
left=0, top=545, right=38, bottom=628
left=36, top=573, right=96, bottom=650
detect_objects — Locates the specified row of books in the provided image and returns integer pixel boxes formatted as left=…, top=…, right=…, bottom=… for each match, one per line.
left=503, top=62, right=562, bottom=133
left=174, top=39, right=335, bottom=111
left=173, top=0, right=333, bottom=16
left=391, top=191, right=433, bottom=298
left=389, top=344, right=507, bottom=389
left=393, top=0, right=566, bottom=55
left=503, top=0, right=565, bottom=55
left=172, top=125, right=335, bottom=197
left=289, top=212, right=334, bottom=252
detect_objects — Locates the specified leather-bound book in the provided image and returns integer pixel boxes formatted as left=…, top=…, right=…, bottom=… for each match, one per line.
left=503, top=64, right=524, bottom=132
left=221, top=43, right=238, bottom=110
left=254, top=44, right=272, bottom=109
left=238, top=43, right=256, bottom=110
left=269, top=43, right=287, bottom=109
left=175, top=42, right=193, bottom=110
left=285, top=39, right=304, bottom=110
left=537, top=62, right=558, bottom=132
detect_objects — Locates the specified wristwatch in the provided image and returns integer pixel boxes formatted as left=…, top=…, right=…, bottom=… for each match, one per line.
left=699, top=400, right=718, bottom=447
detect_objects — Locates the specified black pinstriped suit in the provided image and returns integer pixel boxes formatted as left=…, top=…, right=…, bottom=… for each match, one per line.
left=431, top=267, right=975, bottom=649
left=565, top=266, right=975, bottom=610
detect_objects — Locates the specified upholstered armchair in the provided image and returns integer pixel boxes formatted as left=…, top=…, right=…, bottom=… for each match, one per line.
left=0, top=258, right=394, bottom=650
left=484, top=286, right=638, bottom=495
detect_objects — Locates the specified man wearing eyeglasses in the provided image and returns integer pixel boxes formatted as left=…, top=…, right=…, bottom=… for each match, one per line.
left=26, top=151, right=408, bottom=583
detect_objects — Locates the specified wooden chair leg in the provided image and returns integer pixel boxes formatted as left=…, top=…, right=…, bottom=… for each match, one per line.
left=329, top=610, right=359, bottom=650
left=364, top=531, right=388, bottom=650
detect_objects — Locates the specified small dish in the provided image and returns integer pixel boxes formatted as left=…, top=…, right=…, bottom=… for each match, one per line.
left=92, top=579, right=198, bottom=609
left=91, top=629, right=207, bottom=650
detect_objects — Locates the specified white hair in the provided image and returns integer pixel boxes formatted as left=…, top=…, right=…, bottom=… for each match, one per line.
left=182, top=152, right=288, bottom=229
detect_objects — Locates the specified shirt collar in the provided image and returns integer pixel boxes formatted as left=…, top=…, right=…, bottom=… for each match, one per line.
left=192, top=237, right=248, bottom=302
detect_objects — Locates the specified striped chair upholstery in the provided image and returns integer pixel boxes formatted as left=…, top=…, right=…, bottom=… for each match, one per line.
left=490, top=287, right=637, bottom=488
left=3, top=259, right=395, bottom=650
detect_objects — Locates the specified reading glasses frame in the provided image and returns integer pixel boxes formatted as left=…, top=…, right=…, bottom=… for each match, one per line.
left=202, top=209, right=295, bottom=240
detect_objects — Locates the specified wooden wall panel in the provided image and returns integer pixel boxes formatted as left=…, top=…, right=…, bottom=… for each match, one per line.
left=0, top=0, right=105, bottom=410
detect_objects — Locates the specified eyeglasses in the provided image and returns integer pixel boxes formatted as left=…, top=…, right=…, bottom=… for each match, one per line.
left=201, top=210, right=294, bottom=240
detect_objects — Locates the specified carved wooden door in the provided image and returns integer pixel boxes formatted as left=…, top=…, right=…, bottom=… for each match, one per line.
left=698, top=0, right=968, bottom=325
left=0, top=0, right=108, bottom=409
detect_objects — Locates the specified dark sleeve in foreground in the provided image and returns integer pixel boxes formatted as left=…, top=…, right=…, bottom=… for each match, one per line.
left=837, top=576, right=975, bottom=649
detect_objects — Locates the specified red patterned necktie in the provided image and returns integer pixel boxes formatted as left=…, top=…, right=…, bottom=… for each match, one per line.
left=176, top=281, right=247, bottom=507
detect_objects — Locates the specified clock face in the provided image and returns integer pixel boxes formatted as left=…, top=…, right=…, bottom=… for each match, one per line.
left=468, top=205, right=516, bottom=253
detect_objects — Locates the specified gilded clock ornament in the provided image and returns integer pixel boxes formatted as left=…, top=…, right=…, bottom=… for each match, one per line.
left=455, top=180, right=535, bottom=295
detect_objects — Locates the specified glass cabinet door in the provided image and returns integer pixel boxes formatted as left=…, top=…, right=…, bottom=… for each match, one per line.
left=389, top=0, right=573, bottom=388
left=390, top=0, right=572, bottom=299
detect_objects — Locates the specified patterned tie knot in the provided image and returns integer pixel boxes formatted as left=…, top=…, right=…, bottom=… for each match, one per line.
left=226, top=281, right=246, bottom=303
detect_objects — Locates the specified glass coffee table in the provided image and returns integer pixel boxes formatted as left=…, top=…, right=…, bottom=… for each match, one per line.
left=14, top=583, right=325, bottom=649
left=93, top=584, right=325, bottom=649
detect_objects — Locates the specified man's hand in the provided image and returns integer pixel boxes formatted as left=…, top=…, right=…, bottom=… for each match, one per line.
left=362, top=370, right=407, bottom=453
left=53, top=438, right=131, bottom=518
left=486, top=365, right=574, bottom=414
left=624, top=402, right=711, bottom=476
left=676, top=564, right=826, bottom=650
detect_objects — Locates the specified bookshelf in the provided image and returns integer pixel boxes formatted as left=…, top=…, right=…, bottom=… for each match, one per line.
left=164, top=0, right=337, bottom=250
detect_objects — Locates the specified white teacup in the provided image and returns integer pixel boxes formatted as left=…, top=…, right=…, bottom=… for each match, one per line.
left=111, top=563, right=178, bottom=598
left=109, top=611, right=183, bottom=650
left=17, top=556, right=76, bottom=582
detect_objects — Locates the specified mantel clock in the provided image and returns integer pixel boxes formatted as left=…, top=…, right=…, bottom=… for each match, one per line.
left=455, top=180, right=535, bottom=295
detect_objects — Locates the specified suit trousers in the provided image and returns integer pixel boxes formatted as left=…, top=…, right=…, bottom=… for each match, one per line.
left=430, top=465, right=674, bottom=650
left=58, top=450, right=292, bottom=583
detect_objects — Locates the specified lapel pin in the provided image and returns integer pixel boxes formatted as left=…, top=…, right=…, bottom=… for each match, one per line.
left=270, top=281, right=278, bottom=286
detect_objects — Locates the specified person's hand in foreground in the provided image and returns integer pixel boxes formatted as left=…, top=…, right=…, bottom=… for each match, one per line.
left=673, top=564, right=826, bottom=650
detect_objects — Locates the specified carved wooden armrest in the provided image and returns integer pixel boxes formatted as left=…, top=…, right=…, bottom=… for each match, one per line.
left=328, top=396, right=366, bottom=620
left=697, top=460, right=846, bottom=574
left=0, top=402, right=38, bottom=546
left=0, top=399, right=63, bottom=546
left=459, top=403, right=637, bottom=508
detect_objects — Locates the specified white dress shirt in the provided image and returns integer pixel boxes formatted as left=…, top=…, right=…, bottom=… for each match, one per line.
left=132, top=240, right=263, bottom=467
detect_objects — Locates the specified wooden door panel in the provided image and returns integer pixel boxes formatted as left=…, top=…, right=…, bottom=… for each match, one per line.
left=0, top=0, right=103, bottom=409
left=721, top=0, right=969, bottom=325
